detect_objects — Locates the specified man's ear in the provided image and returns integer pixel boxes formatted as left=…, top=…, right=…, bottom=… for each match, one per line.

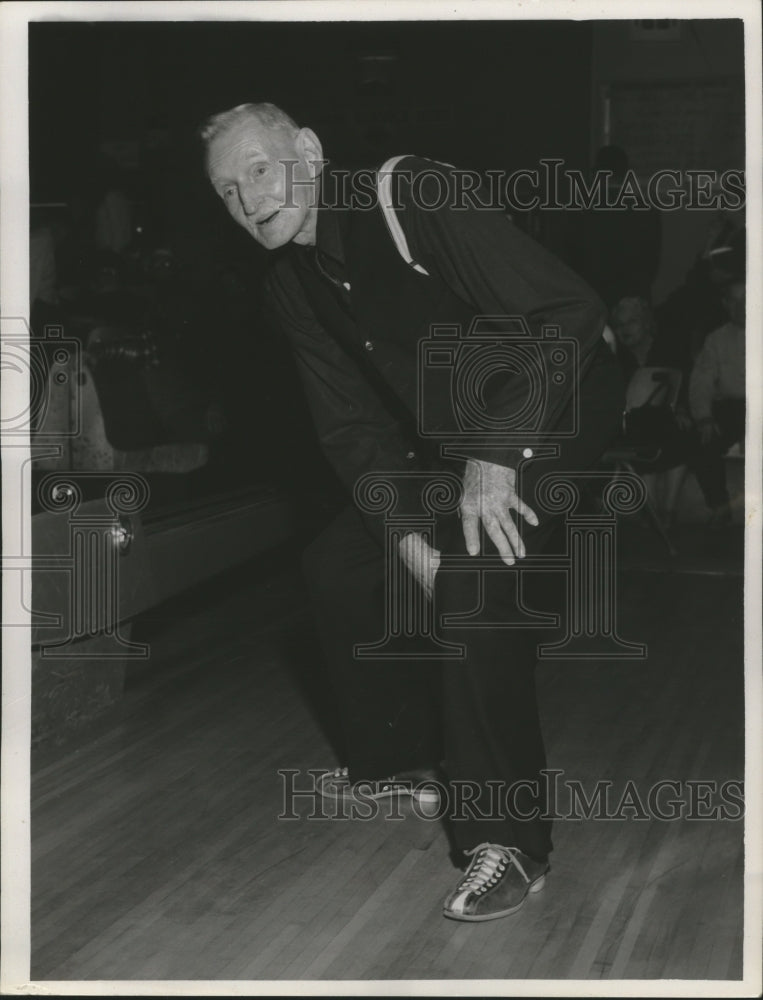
left=297, top=128, right=325, bottom=179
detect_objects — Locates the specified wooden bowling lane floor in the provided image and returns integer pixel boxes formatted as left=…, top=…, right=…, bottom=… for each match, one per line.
left=30, top=557, right=746, bottom=984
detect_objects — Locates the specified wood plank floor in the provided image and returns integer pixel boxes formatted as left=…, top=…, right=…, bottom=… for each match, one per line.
left=30, top=527, right=746, bottom=983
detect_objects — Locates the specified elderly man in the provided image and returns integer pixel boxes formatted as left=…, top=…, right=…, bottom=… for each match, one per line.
left=202, top=102, right=624, bottom=922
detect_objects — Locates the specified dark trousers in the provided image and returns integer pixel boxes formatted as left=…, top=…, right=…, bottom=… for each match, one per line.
left=692, top=398, right=745, bottom=508
left=302, top=345, right=625, bottom=860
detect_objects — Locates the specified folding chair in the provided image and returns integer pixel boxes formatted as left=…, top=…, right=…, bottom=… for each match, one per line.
left=600, top=366, right=683, bottom=557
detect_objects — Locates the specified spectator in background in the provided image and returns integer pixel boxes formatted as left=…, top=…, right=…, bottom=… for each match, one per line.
left=689, top=277, right=746, bottom=524
left=53, top=154, right=136, bottom=303
left=565, top=145, right=662, bottom=308
left=94, top=154, right=134, bottom=256
left=655, top=214, right=745, bottom=367
left=612, top=295, right=694, bottom=387
left=610, top=296, right=695, bottom=528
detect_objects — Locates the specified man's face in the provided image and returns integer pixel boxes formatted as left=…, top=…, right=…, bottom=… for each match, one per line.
left=612, top=305, right=650, bottom=351
left=206, top=116, right=321, bottom=250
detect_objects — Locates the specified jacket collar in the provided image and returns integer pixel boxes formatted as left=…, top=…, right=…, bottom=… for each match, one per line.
left=314, top=166, right=352, bottom=272
left=315, top=202, right=347, bottom=272
left=288, top=168, right=349, bottom=278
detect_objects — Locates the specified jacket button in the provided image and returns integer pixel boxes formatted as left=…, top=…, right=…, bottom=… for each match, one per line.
left=522, top=447, right=534, bottom=458
left=406, top=451, right=416, bottom=459
left=343, top=281, right=351, bottom=291
left=364, top=340, right=374, bottom=351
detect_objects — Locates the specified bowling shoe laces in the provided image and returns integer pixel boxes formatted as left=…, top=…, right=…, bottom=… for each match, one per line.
left=443, top=843, right=550, bottom=922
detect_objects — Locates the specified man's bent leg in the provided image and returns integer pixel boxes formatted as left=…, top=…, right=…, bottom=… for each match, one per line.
left=302, top=505, right=441, bottom=782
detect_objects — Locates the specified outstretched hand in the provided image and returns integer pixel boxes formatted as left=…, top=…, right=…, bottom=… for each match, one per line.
left=460, top=458, right=538, bottom=566
left=398, top=458, right=538, bottom=595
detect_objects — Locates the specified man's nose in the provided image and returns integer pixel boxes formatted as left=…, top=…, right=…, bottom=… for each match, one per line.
left=239, top=183, right=260, bottom=216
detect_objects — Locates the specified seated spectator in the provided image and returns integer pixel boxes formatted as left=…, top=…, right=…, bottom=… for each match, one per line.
left=688, top=277, right=746, bottom=523
left=610, top=296, right=694, bottom=528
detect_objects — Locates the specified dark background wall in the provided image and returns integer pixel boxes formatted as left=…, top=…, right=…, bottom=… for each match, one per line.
left=591, top=18, right=745, bottom=300
left=29, top=20, right=594, bottom=212
left=28, top=18, right=746, bottom=291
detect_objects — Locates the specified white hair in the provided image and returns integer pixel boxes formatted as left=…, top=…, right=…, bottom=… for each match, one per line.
left=199, top=102, right=300, bottom=146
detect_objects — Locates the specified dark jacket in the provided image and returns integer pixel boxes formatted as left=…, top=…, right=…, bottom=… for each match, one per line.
left=266, top=156, right=609, bottom=533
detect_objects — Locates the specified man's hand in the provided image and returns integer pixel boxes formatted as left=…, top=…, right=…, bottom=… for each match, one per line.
left=398, top=532, right=441, bottom=600
left=461, top=458, right=538, bottom=566
left=697, top=416, right=720, bottom=446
